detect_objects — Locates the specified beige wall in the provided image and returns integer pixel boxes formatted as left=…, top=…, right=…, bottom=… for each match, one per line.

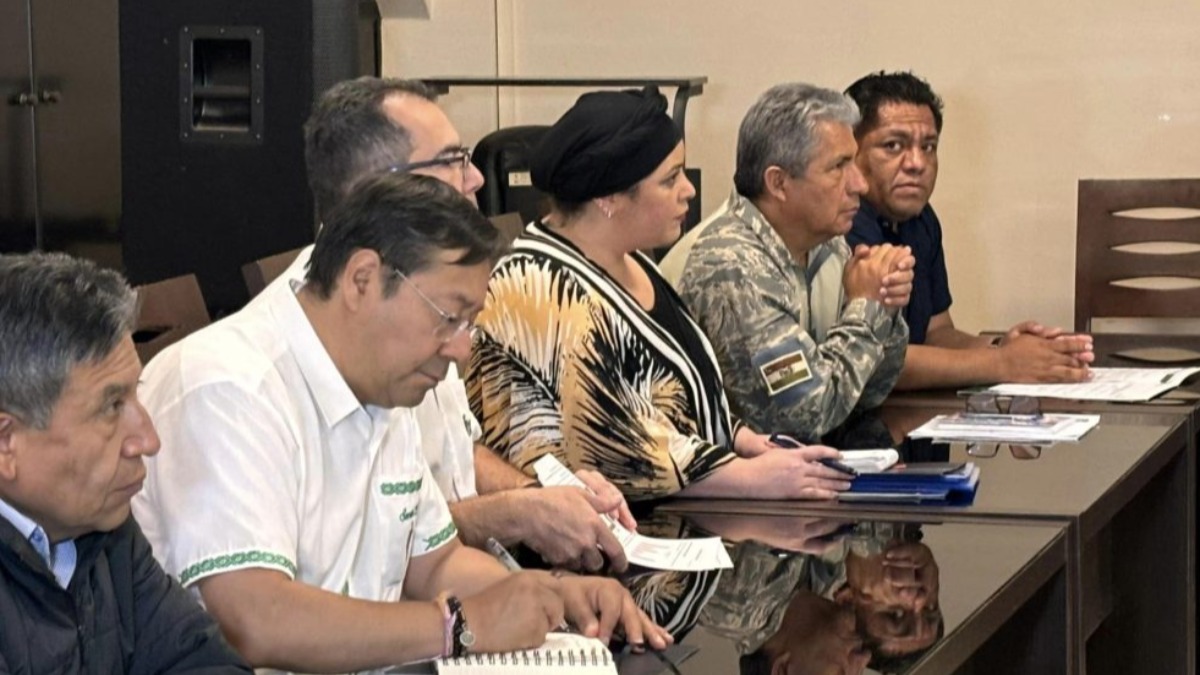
left=383, top=0, right=1200, bottom=332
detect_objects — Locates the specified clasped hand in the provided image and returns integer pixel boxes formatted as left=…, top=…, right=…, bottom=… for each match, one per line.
left=997, top=321, right=1094, bottom=383
left=844, top=243, right=916, bottom=308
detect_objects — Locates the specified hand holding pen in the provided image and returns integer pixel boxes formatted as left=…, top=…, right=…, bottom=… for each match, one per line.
left=485, top=537, right=672, bottom=650
left=769, top=433, right=858, bottom=477
left=486, top=537, right=572, bottom=632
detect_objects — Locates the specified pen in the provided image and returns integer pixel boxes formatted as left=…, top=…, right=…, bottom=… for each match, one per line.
left=817, top=457, right=858, bottom=477
left=770, top=433, right=857, bottom=476
left=485, top=537, right=522, bottom=572
left=485, top=537, right=572, bottom=631
left=768, top=432, right=803, bottom=448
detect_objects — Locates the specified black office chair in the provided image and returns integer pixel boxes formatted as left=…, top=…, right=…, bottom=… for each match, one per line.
left=471, top=125, right=551, bottom=225
left=472, top=123, right=703, bottom=261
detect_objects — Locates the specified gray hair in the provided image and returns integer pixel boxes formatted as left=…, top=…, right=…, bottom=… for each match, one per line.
left=0, top=252, right=138, bottom=429
left=733, top=83, right=861, bottom=199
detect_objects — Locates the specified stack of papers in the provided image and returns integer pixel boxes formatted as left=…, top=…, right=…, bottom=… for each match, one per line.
left=985, top=367, right=1200, bottom=402
left=909, top=413, right=1100, bottom=443
left=532, top=455, right=732, bottom=571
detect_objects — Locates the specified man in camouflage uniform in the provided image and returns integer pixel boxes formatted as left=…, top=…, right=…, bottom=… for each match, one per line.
left=661, top=82, right=914, bottom=440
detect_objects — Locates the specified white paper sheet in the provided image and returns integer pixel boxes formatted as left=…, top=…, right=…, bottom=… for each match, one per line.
left=532, top=455, right=732, bottom=572
left=908, top=412, right=1100, bottom=443
left=985, top=367, right=1200, bottom=402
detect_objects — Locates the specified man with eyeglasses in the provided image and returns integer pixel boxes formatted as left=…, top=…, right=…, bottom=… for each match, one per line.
left=133, top=173, right=669, bottom=673
left=252, top=77, right=634, bottom=573
left=845, top=72, right=1094, bottom=390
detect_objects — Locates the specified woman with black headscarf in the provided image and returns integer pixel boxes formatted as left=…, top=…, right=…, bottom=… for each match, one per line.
left=466, top=88, right=851, bottom=501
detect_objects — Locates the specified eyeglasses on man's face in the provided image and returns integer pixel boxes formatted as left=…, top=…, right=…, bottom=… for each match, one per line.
left=387, top=146, right=473, bottom=175
left=387, top=266, right=476, bottom=343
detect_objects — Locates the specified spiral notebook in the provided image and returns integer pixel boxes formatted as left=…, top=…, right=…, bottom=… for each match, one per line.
left=436, top=632, right=616, bottom=674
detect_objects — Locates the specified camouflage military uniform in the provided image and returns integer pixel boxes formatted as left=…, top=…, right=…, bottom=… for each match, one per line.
left=661, top=190, right=908, bottom=440
left=698, top=540, right=844, bottom=655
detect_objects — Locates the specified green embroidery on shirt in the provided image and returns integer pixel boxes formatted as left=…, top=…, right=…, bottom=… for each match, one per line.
left=178, top=550, right=297, bottom=586
left=399, top=506, right=418, bottom=522
left=423, top=521, right=458, bottom=550
left=380, top=478, right=422, bottom=496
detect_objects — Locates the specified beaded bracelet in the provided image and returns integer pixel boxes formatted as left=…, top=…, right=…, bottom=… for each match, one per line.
left=433, top=592, right=454, bottom=658
left=445, top=594, right=476, bottom=657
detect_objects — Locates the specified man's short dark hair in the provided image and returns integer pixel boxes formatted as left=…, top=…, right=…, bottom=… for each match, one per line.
left=305, top=172, right=506, bottom=299
left=845, top=71, right=944, bottom=138
left=304, top=77, right=437, bottom=221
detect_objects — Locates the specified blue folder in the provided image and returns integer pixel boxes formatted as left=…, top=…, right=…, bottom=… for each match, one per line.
left=838, top=462, right=981, bottom=505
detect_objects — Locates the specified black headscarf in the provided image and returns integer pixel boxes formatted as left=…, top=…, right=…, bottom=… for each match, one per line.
left=531, top=87, right=681, bottom=202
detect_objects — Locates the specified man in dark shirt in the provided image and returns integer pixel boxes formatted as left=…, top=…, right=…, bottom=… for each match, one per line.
left=845, top=72, right=1094, bottom=390
left=0, top=252, right=250, bottom=674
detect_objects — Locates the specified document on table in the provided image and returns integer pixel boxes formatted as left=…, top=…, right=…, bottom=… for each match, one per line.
left=532, top=455, right=732, bottom=572
left=985, top=367, right=1200, bottom=402
left=909, top=412, right=1100, bottom=443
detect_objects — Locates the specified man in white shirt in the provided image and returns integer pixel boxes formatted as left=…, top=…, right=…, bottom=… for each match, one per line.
left=289, top=77, right=631, bottom=572
left=134, top=173, right=667, bottom=673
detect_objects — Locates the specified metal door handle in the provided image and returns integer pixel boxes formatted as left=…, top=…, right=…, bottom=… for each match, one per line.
left=8, top=92, right=37, bottom=106
left=39, top=89, right=61, bottom=104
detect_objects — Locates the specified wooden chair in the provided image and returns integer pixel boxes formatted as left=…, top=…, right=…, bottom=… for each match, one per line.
left=1075, top=179, right=1200, bottom=334
left=488, top=212, right=526, bottom=246
left=242, top=247, right=304, bottom=298
left=133, top=274, right=210, bottom=363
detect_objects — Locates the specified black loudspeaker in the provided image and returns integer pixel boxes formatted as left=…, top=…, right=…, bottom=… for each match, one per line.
left=120, top=0, right=379, bottom=314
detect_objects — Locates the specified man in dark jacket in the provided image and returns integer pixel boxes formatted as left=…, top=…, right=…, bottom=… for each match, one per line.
left=0, top=252, right=250, bottom=674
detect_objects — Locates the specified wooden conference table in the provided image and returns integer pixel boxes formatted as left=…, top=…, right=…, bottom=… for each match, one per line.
left=619, top=513, right=1070, bottom=675
left=881, top=331, right=1199, bottom=675
left=658, top=403, right=1192, bottom=674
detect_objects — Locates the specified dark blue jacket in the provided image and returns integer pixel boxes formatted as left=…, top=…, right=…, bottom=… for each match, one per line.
left=0, top=515, right=250, bottom=675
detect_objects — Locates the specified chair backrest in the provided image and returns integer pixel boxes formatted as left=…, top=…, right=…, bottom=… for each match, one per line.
left=471, top=125, right=551, bottom=224
left=133, top=274, right=210, bottom=363
left=488, top=212, right=526, bottom=246
left=242, top=247, right=304, bottom=298
left=1075, top=179, right=1200, bottom=333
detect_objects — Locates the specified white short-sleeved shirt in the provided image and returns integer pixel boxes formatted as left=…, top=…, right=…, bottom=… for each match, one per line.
left=132, top=276, right=458, bottom=604
left=413, top=364, right=480, bottom=502
left=269, top=245, right=481, bottom=502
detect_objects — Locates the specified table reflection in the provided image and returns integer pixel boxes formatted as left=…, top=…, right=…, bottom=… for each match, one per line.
left=625, top=514, right=943, bottom=674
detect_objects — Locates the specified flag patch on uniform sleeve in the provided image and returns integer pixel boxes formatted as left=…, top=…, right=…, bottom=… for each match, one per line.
left=754, top=340, right=814, bottom=396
